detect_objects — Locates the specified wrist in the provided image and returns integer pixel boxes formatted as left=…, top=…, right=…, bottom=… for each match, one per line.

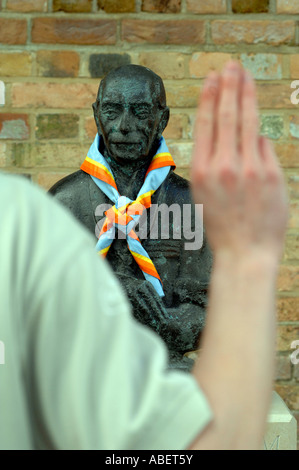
left=213, top=248, right=280, bottom=273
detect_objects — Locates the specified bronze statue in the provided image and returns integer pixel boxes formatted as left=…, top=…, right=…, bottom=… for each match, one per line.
left=49, top=65, right=212, bottom=371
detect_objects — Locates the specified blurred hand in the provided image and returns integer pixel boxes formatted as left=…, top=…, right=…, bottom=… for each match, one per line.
left=191, top=61, right=288, bottom=261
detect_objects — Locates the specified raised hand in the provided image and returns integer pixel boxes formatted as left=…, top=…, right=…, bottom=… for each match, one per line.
left=191, top=61, right=288, bottom=262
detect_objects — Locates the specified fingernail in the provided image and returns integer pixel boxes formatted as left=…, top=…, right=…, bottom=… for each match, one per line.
left=224, top=61, right=240, bottom=72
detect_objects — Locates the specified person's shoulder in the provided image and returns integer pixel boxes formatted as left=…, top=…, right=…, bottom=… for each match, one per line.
left=49, top=170, right=89, bottom=197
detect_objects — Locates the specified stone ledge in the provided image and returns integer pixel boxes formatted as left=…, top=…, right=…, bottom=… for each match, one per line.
left=264, top=391, right=297, bottom=450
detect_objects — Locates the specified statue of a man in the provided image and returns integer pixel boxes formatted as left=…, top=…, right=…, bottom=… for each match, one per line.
left=49, top=65, right=212, bottom=371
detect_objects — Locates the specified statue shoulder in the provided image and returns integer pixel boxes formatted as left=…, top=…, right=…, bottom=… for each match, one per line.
left=49, top=170, right=89, bottom=198
left=163, top=171, right=193, bottom=205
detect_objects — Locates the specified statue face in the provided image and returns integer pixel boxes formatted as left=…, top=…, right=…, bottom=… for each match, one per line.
left=94, top=74, right=169, bottom=164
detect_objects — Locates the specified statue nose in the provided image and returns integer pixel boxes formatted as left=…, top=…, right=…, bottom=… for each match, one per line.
left=119, top=110, right=133, bottom=134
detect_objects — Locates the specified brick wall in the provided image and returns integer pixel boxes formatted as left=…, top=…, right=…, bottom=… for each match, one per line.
left=0, top=0, right=298, bottom=447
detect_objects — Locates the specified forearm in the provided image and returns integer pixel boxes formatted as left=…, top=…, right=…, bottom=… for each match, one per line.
left=191, top=250, right=279, bottom=450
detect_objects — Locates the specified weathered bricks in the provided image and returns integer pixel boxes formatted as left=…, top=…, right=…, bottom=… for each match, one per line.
left=88, top=54, right=131, bottom=78
left=98, top=0, right=135, bottom=13
left=32, top=18, right=117, bottom=45
left=239, top=53, right=283, bottom=80
left=0, top=114, right=29, bottom=140
left=0, top=19, right=27, bottom=45
left=35, top=114, right=79, bottom=139
left=139, top=52, right=185, bottom=79
left=53, top=0, right=92, bottom=13
left=6, top=0, right=47, bottom=12
left=122, top=20, right=205, bottom=44
left=232, top=0, right=269, bottom=14
left=277, top=0, right=299, bottom=14
left=0, top=53, right=32, bottom=77
left=186, top=0, right=226, bottom=14
left=189, top=52, right=232, bottom=78
left=142, top=0, right=181, bottom=13
left=12, top=83, right=98, bottom=109
left=211, top=21, right=295, bottom=46
left=36, top=51, right=80, bottom=78
left=277, top=297, right=299, bottom=322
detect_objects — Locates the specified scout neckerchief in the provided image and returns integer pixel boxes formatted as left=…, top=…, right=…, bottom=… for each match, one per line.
left=80, top=134, right=176, bottom=297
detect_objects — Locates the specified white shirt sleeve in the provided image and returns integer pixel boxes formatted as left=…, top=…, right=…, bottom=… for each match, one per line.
left=0, top=173, right=213, bottom=450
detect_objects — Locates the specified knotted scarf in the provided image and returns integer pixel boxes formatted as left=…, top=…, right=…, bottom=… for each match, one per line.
left=80, top=134, right=176, bottom=297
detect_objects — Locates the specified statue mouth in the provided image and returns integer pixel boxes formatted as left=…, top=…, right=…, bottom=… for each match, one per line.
left=111, top=141, right=139, bottom=145
left=111, top=142, right=140, bottom=148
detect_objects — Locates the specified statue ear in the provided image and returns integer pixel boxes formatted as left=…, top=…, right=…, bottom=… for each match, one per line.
left=158, top=106, right=170, bottom=138
left=92, top=101, right=102, bottom=135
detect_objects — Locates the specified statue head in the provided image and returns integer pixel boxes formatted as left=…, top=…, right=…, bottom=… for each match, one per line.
left=92, top=65, right=170, bottom=165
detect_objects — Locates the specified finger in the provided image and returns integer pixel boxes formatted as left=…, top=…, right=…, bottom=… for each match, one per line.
left=215, top=61, right=243, bottom=161
left=192, top=72, right=219, bottom=179
left=258, top=136, right=282, bottom=182
left=240, top=70, right=260, bottom=160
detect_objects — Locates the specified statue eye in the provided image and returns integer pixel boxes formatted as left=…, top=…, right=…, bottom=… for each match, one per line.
left=105, top=110, right=119, bottom=120
left=134, top=106, right=150, bottom=119
left=102, top=105, right=121, bottom=120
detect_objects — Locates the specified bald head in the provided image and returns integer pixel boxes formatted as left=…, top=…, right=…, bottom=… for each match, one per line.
left=96, top=64, right=167, bottom=110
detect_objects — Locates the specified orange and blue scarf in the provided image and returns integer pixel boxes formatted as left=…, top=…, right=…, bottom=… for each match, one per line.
left=81, top=134, right=176, bottom=297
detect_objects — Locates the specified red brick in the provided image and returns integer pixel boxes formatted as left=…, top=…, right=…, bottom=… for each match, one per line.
left=6, top=0, right=47, bottom=11
left=277, top=297, right=299, bottom=322
left=0, top=19, right=27, bottom=45
left=36, top=50, right=79, bottom=78
left=288, top=202, right=299, bottom=229
left=85, top=116, right=97, bottom=140
left=163, top=113, right=188, bottom=140
left=139, top=52, right=185, bottom=79
left=0, top=113, right=29, bottom=140
left=257, top=83, right=295, bottom=109
left=290, top=55, right=299, bottom=79
left=122, top=20, right=205, bottom=44
left=287, top=173, right=299, bottom=199
left=98, top=0, right=135, bottom=12
left=274, top=142, right=299, bottom=168
left=33, top=143, right=86, bottom=167
left=12, top=83, right=98, bottom=109
left=165, top=82, right=200, bottom=108
left=174, top=167, right=190, bottom=180
left=277, top=325, right=299, bottom=352
left=0, top=52, right=32, bottom=77
left=211, top=20, right=295, bottom=46
left=168, top=142, right=193, bottom=167
left=53, top=0, right=92, bottom=12
left=275, top=355, right=292, bottom=380
left=32, top=18, right=117, bottom=45
left=277, top=265, right=299, bottom=292
left=189, top=52, right=232, bottom=78
left=277, top=0, right=299, bottom=14
left=186, top=0, right=226, bottom=13
left=35, top=171, right=71, bottom=190
left=283, top=234, right=299, bottom=263
left=232, top=0, right=269, bottom=13
left=142, top=0, right=181, bottom=13
left=0, top=143, right=15, bottom=167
